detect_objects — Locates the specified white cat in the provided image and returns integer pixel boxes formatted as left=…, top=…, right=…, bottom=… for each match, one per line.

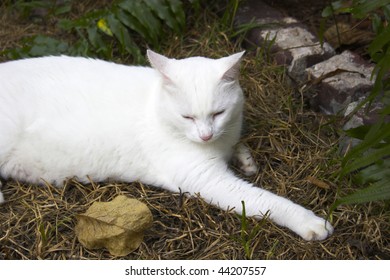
left=0, top=50, right=333, bottom=240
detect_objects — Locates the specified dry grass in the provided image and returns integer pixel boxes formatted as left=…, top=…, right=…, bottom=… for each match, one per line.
left=1, top=2, right=389, bottom=260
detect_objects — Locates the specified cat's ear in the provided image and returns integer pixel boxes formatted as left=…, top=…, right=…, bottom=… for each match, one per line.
left=219, top=51, right=245, bottom=82
left=147, top=50, right=169, bottom=72
left=146, top=50, right=173, bottom=84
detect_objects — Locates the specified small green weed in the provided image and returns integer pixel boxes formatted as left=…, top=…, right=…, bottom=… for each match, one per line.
left=233, top=201, right=268, bottom=260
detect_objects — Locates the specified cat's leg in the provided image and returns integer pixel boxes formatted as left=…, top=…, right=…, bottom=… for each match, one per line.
left=232, top=143, right=258, bottom=176
left=174, top=162, right=333, bottom=241
left=208, top=173, right=333, bottom=240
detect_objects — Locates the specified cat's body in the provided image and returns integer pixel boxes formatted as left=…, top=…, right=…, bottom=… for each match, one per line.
left=0, top=51, right=333, bottom=240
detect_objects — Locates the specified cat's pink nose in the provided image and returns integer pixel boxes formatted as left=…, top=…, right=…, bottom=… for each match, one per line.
left=200, top=134, right=213, bottom=142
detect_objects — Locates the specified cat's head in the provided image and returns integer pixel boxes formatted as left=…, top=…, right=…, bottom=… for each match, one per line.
left=147, top=50, right=245, bottom=144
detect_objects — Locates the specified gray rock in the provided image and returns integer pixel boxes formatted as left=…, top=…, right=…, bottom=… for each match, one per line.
left=235, top=0, right=334, bottom=81
left=305, top=51, right=375, bottom=115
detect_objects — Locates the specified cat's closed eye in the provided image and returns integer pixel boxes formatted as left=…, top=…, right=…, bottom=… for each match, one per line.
left=212, top=110, right=225, bottom=118
left=182, top=110, right=225, bottom=121
left=182, top=115, right=195, bottom=121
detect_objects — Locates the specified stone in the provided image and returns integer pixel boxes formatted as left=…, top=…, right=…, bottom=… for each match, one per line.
left=235, top=0, right=334, bottom=81
left=264, top=26, right=335, bottom=81
left=235, top=0, right=290, bottom=27
left=339, top=100, right=389, bottom=155
left=305, top=50, right=375, bottom=115
left=75, top=195, right=153, bottom=256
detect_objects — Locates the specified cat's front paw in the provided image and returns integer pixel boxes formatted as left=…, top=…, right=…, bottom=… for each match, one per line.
left=297, top=213, right=334, bottom=241
left=239, top=159, right=258, bottom=176
left=233, top=144, right=258, bottom=176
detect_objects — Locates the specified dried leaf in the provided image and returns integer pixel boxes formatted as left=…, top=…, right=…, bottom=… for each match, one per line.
left=324, top=22, right=374, bottom=48
left=306, top=176, right=331, bottom=190
left=75, top=195, right=153, bottom=256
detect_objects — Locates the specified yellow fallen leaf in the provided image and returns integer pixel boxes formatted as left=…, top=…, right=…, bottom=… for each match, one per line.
left=75, top=195, right=152, bottom=256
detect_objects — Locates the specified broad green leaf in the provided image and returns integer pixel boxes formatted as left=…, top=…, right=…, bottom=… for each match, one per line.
left=15, top=0, right=49, bottom=9
left=106, top=15, right=125, bottom=45
left=115, top=9, right=154, bottom=44
left=342, top=144, right=390, bottom=175
left=345, top=117, right=390, bottom=144
left=321, top=6, right=333, bottom=17
left=371, top=13, right=383, bottom=34
left=69, top=38, right=90, bottom=56
left=344, top=125, right=371, bottom=140
left=29, top=36, right=69, bottom=56
left=384, top=4, right=390, bottom=20
left=322, top=1, right=353, bottom=16
left=144, top=0, right=182, bottom=33
left=374, top=48, right=390, bottom=81
left=57, top=19, right=77, bottom=30
left=167, top=0, right=185, bottom=27
left=106, top=15, right=143, bottom=63
left=86, top=27, right=111, bottom=57
left=381, top=103, right=390, bottom=115
left=354, top=158, right=390, bottom=185
left=118, top=0, right=161, bottom=45
left=58, top=17, right=90, bottom=30
left=87, top=26, right=100, bottom=48
left=351, top=0, right=390, bottom=18
left=342, top=122, right=390, bottom=166
left=54, top=3, right=72, bottom=16
left=332, top=178, right=390, bottom=211
left=368, top=24, right=390, bottom=56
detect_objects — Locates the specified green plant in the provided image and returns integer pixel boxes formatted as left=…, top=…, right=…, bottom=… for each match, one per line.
left=13, top=0, right=72, bottom=18
left=221, top=0, right=241, bottom=30
left=233, top=201, right=268, bottom=260
left=321, top=0, right=390, bottom=210
left=3, top=0, right=189, bottom=63
left=333, top=117, right=390, bottom=210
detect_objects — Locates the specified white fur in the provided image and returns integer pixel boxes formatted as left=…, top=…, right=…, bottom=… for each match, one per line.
left=0, top=51, right=333, bottom=240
